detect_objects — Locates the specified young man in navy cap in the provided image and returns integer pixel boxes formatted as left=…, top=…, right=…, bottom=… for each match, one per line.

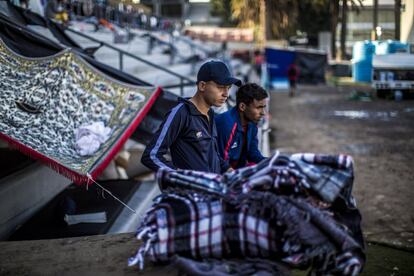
left=141, top=60, right=241, bottom=173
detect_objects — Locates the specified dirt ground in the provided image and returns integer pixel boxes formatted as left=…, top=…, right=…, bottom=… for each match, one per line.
left=268, top=84, right=414, bottom=250
left=0, top=84, right=414, bottom=275
left=1, top=233, right=412, bottom=276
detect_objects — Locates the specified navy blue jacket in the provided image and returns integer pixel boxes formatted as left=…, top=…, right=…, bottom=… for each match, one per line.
left=215, top=107, right=265, bottom=169
left=141, top=98, right=229, bottom=173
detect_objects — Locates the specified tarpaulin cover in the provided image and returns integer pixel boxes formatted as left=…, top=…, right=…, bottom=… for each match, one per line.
left=0, top=1, right=96, bottom=55
left=295, top=50, right=327, bottom=84
left=9, top=179, right=142, bottom=240
left=265, top=47, right=296, bottom=81
left=0, top=13, right=150, bottom=86
left=265, top=47, right=327, bottom=84
left=0, top=17, right=160, bottom=184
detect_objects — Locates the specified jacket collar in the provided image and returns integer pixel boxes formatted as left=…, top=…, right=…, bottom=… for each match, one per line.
left=179, top=97, right=215, bottom=118
left=230, top=106, right=254, bottom=132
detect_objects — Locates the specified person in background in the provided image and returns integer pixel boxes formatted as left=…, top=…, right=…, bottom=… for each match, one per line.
left=45, top=0, right=68, bottom=23
left=253, top=50, right=264, bottom=77
left=141, top=60, right=241, bottom=173
left=287, top=63, right=299, bottom=97
left=19, top=0, right=28, bottom=9
left=215, top=83, right=268, bottom=169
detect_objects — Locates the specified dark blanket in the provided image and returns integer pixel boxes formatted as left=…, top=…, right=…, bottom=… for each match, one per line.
left=129, top=153, right=365, bottom=275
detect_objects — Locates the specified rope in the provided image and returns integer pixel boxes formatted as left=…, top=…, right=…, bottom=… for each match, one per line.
left=86, top=173, right=137, bottom=214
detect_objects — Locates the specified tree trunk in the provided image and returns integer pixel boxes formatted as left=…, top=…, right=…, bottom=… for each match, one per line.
left=340, top=0, right=348, bottom=60
left=373, top=0, right=378, bottom=40
left=330, top=0, right=340, bottom=60
left=258, top=0, right=266, bottom=46
left=395, top=0, right=401, bottom=40
left=265, top=0, right=272, bottom=41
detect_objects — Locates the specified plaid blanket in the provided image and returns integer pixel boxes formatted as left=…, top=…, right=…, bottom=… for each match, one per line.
left=129, top=152, right=364, bottom=275
left=157, top=169, right=226, bottom=196
left=0, top=38, right=159, bottom=183
left=129, top=191, right=363, bottom=275
left=157, top=152, right=355, bottom=206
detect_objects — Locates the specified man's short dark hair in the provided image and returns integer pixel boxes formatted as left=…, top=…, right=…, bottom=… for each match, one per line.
left=236, top=83, right=268, bottom=107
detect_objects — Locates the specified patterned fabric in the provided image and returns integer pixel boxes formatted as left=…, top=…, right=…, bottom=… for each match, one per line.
left=130, top=191, right=363, bottom=275
left=156, top=169, right=226, bottom=196
left=130, top=152, right=365, bottom=275
left=157, top=152, right=355, bottom=206
left=0, top=38, right=159, bottom=183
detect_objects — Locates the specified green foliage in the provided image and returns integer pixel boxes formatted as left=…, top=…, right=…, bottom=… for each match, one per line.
left=209, top=0, right=364, bottom=42
left=210, top=0, right=237, bottom=27
left=265, top=0, right=299, bottom=40
left=297, top=0, right=331, bottom=36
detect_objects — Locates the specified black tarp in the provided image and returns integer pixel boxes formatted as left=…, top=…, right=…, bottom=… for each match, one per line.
left=0, top=13, right=63, bottom=56
left=0, top=148, right=34, bottom=179
left=265, top=47, right=327, bottom=84
left=9, top=179, right=141, bottom=240
left=0, top=0, right=99, bottom=55
left=295, top=50, right=327, bottom=84
left=0, top=14, right=150, bottom=86
left=0, top=0, right=27, bottom=24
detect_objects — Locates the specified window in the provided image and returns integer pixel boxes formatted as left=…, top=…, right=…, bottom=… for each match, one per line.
left=161, top=3, right=182, bottom=17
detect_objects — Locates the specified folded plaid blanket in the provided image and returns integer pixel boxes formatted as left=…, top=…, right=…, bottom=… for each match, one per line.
left=129, top=191, right=363, bottom=275
left=130, top=152, right=364, bottom=275
left=157, top=152, right=355, bottom=206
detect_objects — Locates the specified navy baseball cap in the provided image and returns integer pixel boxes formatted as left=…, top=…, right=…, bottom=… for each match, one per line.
left=197, top=60, right=242, bottom=86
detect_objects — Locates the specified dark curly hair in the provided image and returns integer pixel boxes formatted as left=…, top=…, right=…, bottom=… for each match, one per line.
left=236, top=83, right=268, bottom=107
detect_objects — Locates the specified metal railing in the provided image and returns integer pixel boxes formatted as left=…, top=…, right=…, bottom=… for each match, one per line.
left=172, top=34, right=218, bottom=57
left=66, top=28, right=196, bottom=95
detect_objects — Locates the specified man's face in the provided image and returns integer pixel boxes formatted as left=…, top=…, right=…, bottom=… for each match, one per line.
left=240, top=98, right=267, bottom=124
left=198, top=81, right=231, bottom=107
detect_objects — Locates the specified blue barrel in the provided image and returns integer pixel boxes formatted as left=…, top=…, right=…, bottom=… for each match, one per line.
left=352, top=41, right=375, bottom=63
left=352, top=41, right=375, bottom=82
left=352, top=61, right=372, bottom=82
left=376, top=40, right=409, bottom=54
left=375, top=41, right=388, bottom=55
left=388, top=40, right=409, bottom=53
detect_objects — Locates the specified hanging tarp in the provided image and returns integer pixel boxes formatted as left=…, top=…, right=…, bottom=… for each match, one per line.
left=0, top=28, right=160, bottom=184
left=265, top=47, right=296, bottom=81
left=295, top=50, right=327, bottom=84
left=9, top=179, right=142, bottom=240
left=0, top=13, right=63, bottom=57
left=0, top=14, right=150, bottom=85
left=0, top=1, right=98, bottom=55
left=265, top=47, right=327, bottom=85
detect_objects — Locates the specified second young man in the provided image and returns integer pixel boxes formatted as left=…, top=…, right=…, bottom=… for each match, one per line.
left=215, top=83, right=268, bottom=169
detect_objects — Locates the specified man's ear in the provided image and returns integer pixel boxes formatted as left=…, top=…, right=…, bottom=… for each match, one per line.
left=239, top=102, right=246, bottom=112
left=198, top=81, right=206, bottom=92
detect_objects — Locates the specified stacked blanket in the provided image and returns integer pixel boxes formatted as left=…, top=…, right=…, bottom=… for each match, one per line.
left=129, top=153, right=365, bottom=275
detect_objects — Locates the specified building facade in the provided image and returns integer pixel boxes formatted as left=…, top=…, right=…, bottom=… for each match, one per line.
left=342, top=0, right=413, bottom=45
left=140, top=0, right=219, bottom=25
